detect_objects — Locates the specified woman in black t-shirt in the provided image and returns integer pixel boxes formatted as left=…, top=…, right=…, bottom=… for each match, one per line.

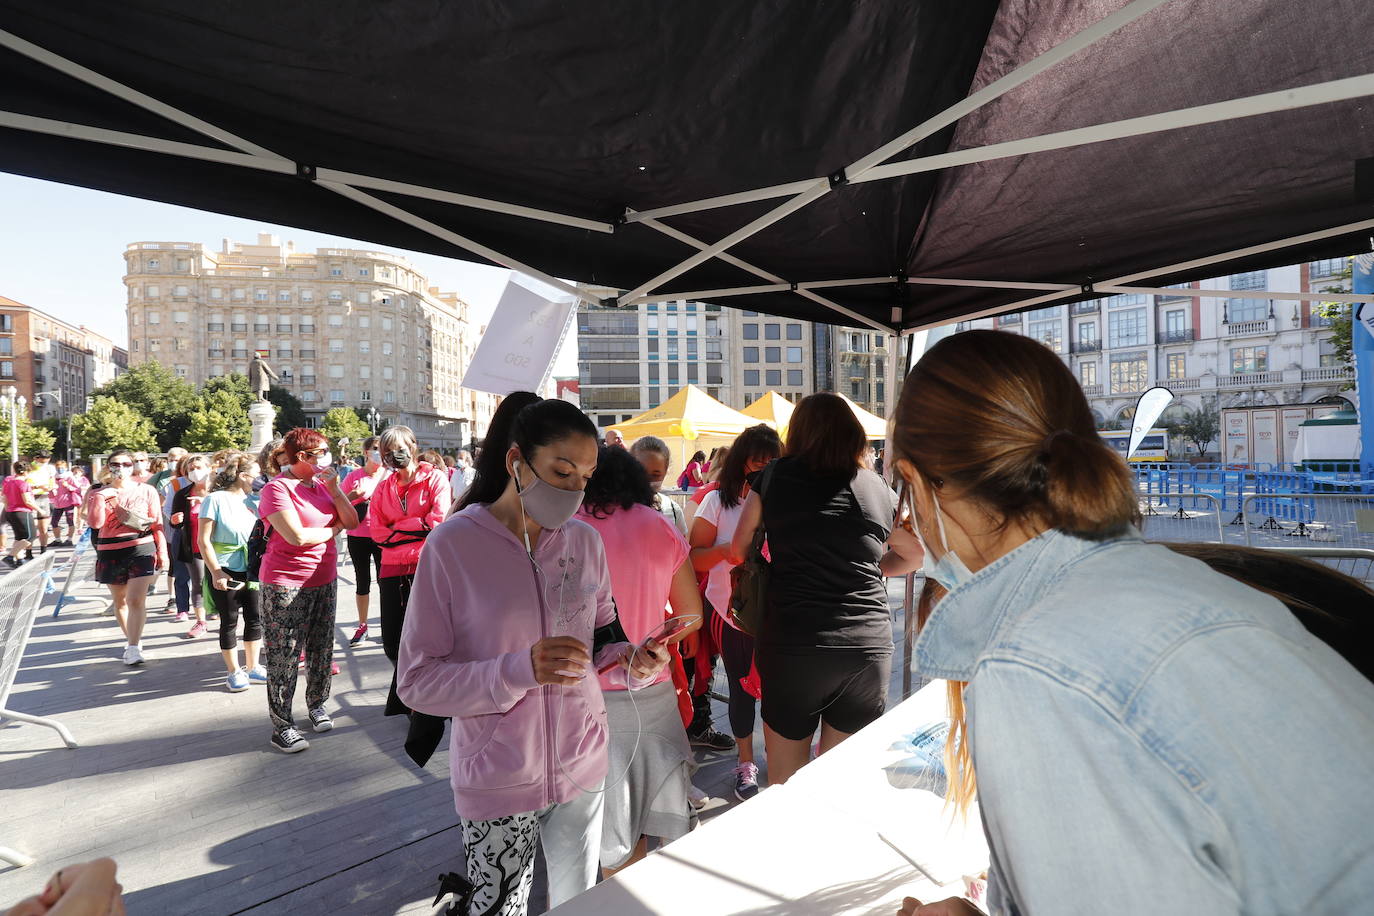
left=731, top=393, right=921, bottom=785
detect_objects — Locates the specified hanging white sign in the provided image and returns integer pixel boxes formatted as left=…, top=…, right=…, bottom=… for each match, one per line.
left=1128, top=386, right=1176, bottom=459
left=462, top=277, right=575, bottom=396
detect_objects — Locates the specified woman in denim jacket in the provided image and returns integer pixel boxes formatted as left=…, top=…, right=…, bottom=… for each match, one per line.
left=894, top=331, right=1374, bottom=916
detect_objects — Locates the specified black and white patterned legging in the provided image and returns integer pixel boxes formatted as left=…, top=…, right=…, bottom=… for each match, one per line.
left=261, top=581, right=336, bottom=729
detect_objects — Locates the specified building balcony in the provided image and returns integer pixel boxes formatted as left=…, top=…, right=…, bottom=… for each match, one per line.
left=1070, top=338, right=1102, bottom=353
left=231, top=323, right=248, bottom=332
left=276, top=350, right=293, bottom=359
left=1223, top=317, right=1276, bottom=336
left=1220, top=371, right=1282, bottom=387
left=1110, top=384, right=1146, bottom=396
left=301, top=376, right=317, bottom=387
left=277, top=325, right=293, bottom=333
left=208, top=348, right=225, bottom=358
left=1301, top=366, right=1354, bottom=382
left=253, top=323, right=270, bottom=332
left=299, top=349, right=316, bottom=358
left=207, top=322, right=224, bottom=332
left=1158, top=328, right=1196, bottom=343
left=1071, top=301, right=1100, bottom=315
left=299, top=326, right=316, bottom=335
left=231, top=349, right=248, bottom=358
left=1080, top=383, right=1102, bottom=396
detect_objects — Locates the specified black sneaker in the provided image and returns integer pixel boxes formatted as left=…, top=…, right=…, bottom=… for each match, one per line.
left=24, top=550, right=33, bottom=560
left=687, top=723, right=735, bottom=752
left=308, top=708, right=334, bottom=732
left=3, top=556, right=17, bottom=569
left=271, top=726, right=310, bottom=753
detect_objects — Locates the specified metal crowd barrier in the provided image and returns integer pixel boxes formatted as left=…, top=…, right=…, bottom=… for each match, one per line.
left=1243, top=494, right=1374, bottom=584
left=1137, top=491, right=1226, bottom=544
left=1, top=553, right=72, bottom=868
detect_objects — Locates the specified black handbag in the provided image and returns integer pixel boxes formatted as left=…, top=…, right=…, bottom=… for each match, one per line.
left=728, top=461, right=777, bottom=637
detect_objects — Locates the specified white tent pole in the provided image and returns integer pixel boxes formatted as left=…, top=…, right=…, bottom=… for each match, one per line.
left=631, top=212, right=786, bottom=284
left=899, top=217, right=1374, bottom=333
left=908, top=276, right=1076, bottom=291
left=0, top=110, right=294, bottom=172
left=614, top=0, right=1177, bottom=305
left=318, top=181, right=587, bottom=301
left=635, top=276, right=898, bottom=305
left=0, top=27, right=283, bottom=160
left=859, top=74, right=1374, bottom=185
left=796, top=289, right=892, bottom=334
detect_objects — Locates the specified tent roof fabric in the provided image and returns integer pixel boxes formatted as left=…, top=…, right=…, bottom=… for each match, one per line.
left=739, top=392, right=795, bottom=433
left=614, top=384, right=757, bottom=441
left=2, top=2, right=1372, bottom=330
left=837, top=394, right=890, bottom=440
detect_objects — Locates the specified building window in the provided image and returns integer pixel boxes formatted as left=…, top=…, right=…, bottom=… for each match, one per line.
left=1229, top=271, right=1266, bottom=291
left=0, top=361, right=12, bottom=378
left=668, top=364, right=680, bottom=384
left=360, top=365, right=371, bottom=379
left=328, top=365, right=344, bottom=379
left=686, top=339, right=699, bottom=359
left=665, top=316, right=678, bottom=333
left=358, top=315, right=369, bottom=329
left=147, top=312, right=161, bottom=324
left=329, top=290, right=343, bottom=300
left=1227, top=298, right=1268, bottom=323
left=787, top=369, right=803, bottom=386
left=765, top=324, right=781, bottom=340
left=667, top=339, right=679, bottom=359
left=301, top=289, right=314, bottom=302
left=706, top=317, right=721, bottom=336
left=765, top=347, right=780, bottom=363
left=1028, top=319, right=1063, bottom=352
left=146, top=258, right=159, bottom=270
left=766, top=369, right=781, bottom=386
left=330, top=267, right=342, bottom=276
left=1109, top=352, right=1148, bottom=394
left=1230, top=346, right=1268, bottom=374
left=705, top=340, right=722, bottom=360
left=1107, top=309, right=1146, bottom=348
left=329, top=389, right=346, bottom=402
left=1164, top=309, right=1186, bottom=335
left=1319, top=338, right=1341, bottom=367
left=648, top=364, right=660, bottom=383
left=359, top=340, right=370, bottom=353
left=743, top=347, right=759, bottom=363
left=358, top=268, right=369, bottom=277
left=742, top=324, right=758, bottom=340
left=1028, top=306, right=1063, bottom=319
left=384, top=391, right=396, bottom=403
left=786, top=347, right=803, bottom=363
left=360, top=389, right=371, bottom=401
left=1079, top=361, right=1097, bottom=387
left=744, top=369, right=759, bottom=386
left=707, top=365, right=724, bottom=385
left=686, top=316, right=698, bottom=334
left=279, top=290, right=292, bottom=302
left=786, top=324, right=803, bottom=340
left=688, top=365, right=699, bottom=384
left=646, top=316, right=658, bottom=332
left=1167, top=353, right=1187, bottom=380
left=1105, top=294, right=1146, bottom=309
left=383, top=342, right=393, bottom=355
left=146, top=285, right=160, bottom=298
left=329, top=339, right=344, bottom=353
left=647, top=338, right=659, bottom=356
left=232, top=288, right=246, bottom=300
left=1309, top=258, right=1349, bottom=279
left=382, top=317, right=393, bottom=331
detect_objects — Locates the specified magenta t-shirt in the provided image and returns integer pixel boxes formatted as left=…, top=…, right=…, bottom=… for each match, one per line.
left=3, top=476, right=33, bottom=513
left=579, top=503, right=690, bottom=691
left=258, top=475, right=340, bottom=588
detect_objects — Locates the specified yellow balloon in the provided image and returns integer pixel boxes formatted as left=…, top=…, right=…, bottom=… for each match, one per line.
left=678, top=420, right=697, bottom=440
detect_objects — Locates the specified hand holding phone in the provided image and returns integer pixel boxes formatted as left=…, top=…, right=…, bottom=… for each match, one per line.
left=597, top=615, right=702, bottom=674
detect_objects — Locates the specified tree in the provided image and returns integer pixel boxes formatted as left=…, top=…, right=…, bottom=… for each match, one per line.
left=352, top=406, right=389, bottom=434
left=91, top=361, right=198, bottom=451
left=16, top=413, right=56, bottom=457
left=197, top=378, right=252, bottom=446
left=267, top=386, right=309, bottom=433
left=320, top=407, right=370, bottom=460
left=70, top=396, right=157, bottom=455
left=182, top=409, right=239, bottom=451
left=1171, top=407, right=1220, bottom=458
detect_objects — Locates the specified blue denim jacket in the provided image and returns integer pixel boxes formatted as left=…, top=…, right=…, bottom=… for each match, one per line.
left=914, top=528, right=1374, bottom=915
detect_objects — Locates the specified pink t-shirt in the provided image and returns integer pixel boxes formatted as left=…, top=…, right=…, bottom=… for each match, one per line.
left=258, top=475, right=341, bottom=588
left=579, top=502, right=689, bottom=691
left=341, top=466, right=389, bottom=540
left=3, top=476, right=33, bottom=513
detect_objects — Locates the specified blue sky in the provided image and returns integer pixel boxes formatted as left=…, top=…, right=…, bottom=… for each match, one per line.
left=0, top=172, right=580, bottom=374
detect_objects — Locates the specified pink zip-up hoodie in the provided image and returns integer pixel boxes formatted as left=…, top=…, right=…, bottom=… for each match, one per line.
left=369, top=462, right=450, bottom=576
left=397, top=503, right=635, bottom=821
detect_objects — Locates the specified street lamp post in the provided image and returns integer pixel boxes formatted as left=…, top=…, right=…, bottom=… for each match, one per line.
left=3, top=385, right=21, bottom=463
left=366, top=406, right=380, bottom=434
left=33, top=391, right=66, bottom=463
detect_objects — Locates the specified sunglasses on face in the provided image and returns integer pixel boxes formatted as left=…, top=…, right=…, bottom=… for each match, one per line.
left=108, top=461, right=134, bottom=468
left=299, top=448, right=328, bottom=458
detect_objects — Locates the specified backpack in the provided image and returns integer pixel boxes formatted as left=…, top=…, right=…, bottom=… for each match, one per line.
left=728, top=460, right=777, bottom=637
left=245, top=518, right=270, bottom=582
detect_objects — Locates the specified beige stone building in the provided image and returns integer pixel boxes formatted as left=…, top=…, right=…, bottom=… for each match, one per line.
left=123, top=234, right=498, bottom=444
left=728, top=310, right=816, bottom=409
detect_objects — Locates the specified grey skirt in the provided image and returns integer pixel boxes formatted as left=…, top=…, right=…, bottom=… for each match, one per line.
left=600, top=679, right=692, bottom=868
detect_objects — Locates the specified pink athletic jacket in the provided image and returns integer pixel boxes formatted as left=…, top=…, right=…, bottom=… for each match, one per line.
left=367, top=462, right=450, bottom=577
left=397, top=503, right=636, bottom=821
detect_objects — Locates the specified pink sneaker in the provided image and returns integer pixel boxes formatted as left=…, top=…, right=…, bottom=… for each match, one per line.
left=175, top=611, right=188, bottom=623
left=330, top=662, right=340, bottom=676
left=184, top=620, right=207, bottom=639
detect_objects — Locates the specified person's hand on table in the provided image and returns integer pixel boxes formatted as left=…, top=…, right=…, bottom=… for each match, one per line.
left=6, top=858, right=125, bottom=916
left=897, top=896, right=981, bottom=916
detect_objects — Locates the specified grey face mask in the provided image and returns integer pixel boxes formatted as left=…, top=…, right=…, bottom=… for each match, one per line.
left=513, top=460, right=584, bottom=530
left=385, top=449, right=412, bottom=469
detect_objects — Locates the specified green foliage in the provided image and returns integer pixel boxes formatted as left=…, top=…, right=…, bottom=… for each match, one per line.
left=1169, top=407, right=1220, bottom=457
left=200, top=389, right=251, bottom=445
left=352, top=406, right=388, bottom=433
left=91, top=360, right=198, bottom=451
left=182, top=409, right=239, bottom=452
left=267, top=386, right=309, bottom=433
left=1316, top=267, right=1354, bottom=391
left=320, top=408, right=370, bottom=459
left=16, top=413, right=56, bottom=456
left=71, top=396, right=158, bottom=455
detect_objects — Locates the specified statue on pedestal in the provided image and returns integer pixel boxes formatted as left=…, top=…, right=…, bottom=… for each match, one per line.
left=249, top=353, right=279, bottom=403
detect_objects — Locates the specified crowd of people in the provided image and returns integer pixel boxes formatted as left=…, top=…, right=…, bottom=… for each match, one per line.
left=7, top=328, right=1374, bottom=916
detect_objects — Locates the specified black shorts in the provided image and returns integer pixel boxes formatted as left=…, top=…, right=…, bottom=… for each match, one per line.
left=757, top=648, right=892, bottom=740
left=4, top=511, right=35, bottom=541
left=95, top=547, right=157, bottom=585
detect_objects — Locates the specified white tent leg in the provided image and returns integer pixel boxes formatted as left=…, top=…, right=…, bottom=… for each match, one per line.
left=0, top=706, right=78, bottom=748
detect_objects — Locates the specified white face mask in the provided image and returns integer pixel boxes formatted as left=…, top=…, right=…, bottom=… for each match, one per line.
left=110, top=465, right=130, bottom=480
left=369, top=449, right=382, bottom=465
left=649, top=479, right=663, bottom=493
left=188, top=467, right=210, bottom=483
left=906, top=483, right=974, bottom=592
left=314, top=453, right=333, bottom=471
left=134, top=461, right=148, bottom=472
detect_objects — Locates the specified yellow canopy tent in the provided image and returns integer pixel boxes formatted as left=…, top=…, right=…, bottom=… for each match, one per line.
left=740, top=391, right=795, bottom=439
left=612, top=384, right=758, bottom=472
left=836, top=393, right=888, bottom=440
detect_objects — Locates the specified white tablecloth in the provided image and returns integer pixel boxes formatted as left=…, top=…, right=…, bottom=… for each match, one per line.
left=550, top=681, right=989, bottom=915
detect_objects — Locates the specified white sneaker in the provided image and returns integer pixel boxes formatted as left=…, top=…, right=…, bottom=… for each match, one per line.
left=122, top=645, right=145, bottom=666
left=688, top=783, right=709, bottom=810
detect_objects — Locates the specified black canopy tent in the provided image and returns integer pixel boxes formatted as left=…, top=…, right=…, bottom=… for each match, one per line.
left=3, top=0, right=1374, bottom=335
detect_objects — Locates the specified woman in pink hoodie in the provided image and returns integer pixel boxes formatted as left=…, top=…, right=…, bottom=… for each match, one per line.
left=397, top=394, right=668, bottom=915
left=367, top=424, right=450, bottom=718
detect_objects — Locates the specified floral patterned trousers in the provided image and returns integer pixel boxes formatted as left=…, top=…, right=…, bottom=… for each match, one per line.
left=261, top=581, right=336, bottom=729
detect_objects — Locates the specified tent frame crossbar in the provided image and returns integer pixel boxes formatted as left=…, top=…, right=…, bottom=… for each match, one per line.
left=613, top=0, right=1178, bottom=306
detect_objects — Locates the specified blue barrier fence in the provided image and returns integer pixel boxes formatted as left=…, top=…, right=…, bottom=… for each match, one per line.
left=1130, top=462, right=1374, bottom=517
